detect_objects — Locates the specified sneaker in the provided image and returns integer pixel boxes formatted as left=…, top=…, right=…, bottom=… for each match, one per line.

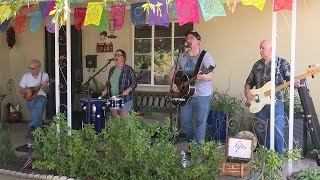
left=15, top=144, right=31, bottom=153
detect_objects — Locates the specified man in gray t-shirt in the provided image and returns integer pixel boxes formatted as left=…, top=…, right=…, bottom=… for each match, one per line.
left=169, top=30, right=215, bottom=147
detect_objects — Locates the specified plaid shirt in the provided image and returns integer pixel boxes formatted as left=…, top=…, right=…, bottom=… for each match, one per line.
left=106, top=65, right=137, bottom=103
left=245, top=57, right=291, bottom=101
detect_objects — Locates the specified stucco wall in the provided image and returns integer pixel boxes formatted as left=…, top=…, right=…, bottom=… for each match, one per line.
left=1, top=0, right=320, bottom=121
left=0, top=33, right=10, bottom=121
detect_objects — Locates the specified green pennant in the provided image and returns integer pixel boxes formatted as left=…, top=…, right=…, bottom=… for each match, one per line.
left=94, top=8, right=107, bottom=32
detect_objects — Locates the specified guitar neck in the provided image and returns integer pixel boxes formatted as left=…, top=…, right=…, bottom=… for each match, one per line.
left=264, top=74, right=307, bottom=97
left=183, top=75, right=197, bottom=87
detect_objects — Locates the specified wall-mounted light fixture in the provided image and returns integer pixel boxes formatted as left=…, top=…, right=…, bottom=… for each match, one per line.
left=100, top=31, right=108, bottom=41
left=107, top=19, right=117, bottom=38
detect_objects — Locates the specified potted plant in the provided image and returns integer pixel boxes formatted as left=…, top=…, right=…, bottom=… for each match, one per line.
left=207, top=91, right=244, bottom=142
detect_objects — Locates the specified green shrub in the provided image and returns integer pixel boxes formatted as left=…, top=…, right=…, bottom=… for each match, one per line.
left=185, top=141, right=224, bottom=180
left=33, top=113, right=226, bottom=179
left=0, top=125, right=15, bottom=166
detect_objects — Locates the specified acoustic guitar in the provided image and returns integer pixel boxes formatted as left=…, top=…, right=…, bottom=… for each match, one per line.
left=245, top=66, right=320, bottom=113
left=171, top=65, right=215, bottom=106
left=23, top=79, right=54, bottom=101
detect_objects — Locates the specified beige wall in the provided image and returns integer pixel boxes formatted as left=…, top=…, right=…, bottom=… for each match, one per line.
left=196, top=1, right=320, bottom=115
left=1, top=0, right=320, bottom=120
left=0, top=33, right=10, bottom=120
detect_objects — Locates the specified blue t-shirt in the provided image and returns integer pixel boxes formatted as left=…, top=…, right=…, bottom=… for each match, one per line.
left=173, top=49, right=215, bottom=96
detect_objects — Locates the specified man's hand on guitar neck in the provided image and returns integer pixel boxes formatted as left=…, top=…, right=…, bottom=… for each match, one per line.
left=197, top=71, right=213, bottom=81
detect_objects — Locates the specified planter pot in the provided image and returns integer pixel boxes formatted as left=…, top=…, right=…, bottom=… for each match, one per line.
left=207, top=111, right=227, bottom=142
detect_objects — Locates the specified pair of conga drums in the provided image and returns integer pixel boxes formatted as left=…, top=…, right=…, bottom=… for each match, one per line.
left=80, top=96, right=124, bottom=133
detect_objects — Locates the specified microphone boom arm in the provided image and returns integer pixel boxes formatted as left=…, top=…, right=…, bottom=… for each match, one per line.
left=83, top=59, right=113, bottom=87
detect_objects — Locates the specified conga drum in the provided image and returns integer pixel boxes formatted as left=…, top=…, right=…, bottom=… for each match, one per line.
left=80, top=98, right=107, bottom=133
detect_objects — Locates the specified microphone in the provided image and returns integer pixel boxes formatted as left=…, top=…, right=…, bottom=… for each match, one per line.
left=107, top=58, right=114, bottom=62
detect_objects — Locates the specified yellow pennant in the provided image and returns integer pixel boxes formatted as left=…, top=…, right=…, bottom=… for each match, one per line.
left=242, top=0, right=266, bottom=11
left=84, top=2, right=104, bottom=26
left=253, top=0, right=266, bottom=11
left=0, top=5, right=12, bottom=24
left=242, top=0, right=254, bottom=5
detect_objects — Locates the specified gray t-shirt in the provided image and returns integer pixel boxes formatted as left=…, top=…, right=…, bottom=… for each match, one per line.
left=173, top=50, right=215, bottom=96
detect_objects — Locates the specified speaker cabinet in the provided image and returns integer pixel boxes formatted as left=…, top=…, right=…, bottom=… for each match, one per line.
left=284, top=112, right=307, bottom=157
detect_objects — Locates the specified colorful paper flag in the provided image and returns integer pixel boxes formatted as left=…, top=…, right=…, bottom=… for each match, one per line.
left=0, top=5, right=12, bottom=24
left=15, top=14, right=27, bottom=34
left=19, top=5, right=35, bottom=16
left=30, top=11, right=41, bottom=32
left=74, top=8, right=87, bottom=30
left=242, top=0, right=266, bottom=11
left=274, top=0, right=292, bottom=11
left=0, top=18, right=10, bottom=32
left=131, top=2, right=146, bottom=28
left=46, top=15, right=56, bottom=33
left=172, top=0, right=178, bottom=19
left=149, top=0, right=169, bottom=27
left=94, top=8, right=107, bottom=32
left=39, top=1, right=51, bottom=17
left=199, top=0, right=226, bottom=22
left=84, top=2, right=104, bottom=26
left=175, top=0, right=200, bottom=26
left=111, top=5, right=126, bottom=30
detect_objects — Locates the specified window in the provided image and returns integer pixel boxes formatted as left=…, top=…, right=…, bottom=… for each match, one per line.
left=133, top=22, right=193, bottom=86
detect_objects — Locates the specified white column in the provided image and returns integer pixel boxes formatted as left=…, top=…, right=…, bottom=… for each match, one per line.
left=55, top=19, right=60, bottom=113
left=288, top=0, right=297, bottom=173
left=65, top=0, right=72, bottom=129
left=270, top=0, right=278, bottom=151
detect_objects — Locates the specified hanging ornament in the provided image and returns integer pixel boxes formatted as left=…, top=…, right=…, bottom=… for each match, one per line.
left=7, top=27, right=16, bottom=49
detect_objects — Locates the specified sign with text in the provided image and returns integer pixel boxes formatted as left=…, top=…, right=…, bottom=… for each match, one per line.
left=227, top=137, right=252, bottom=159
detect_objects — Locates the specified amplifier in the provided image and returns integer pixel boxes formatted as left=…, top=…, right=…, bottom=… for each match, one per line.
left=284, top=112, right=307, bottom=157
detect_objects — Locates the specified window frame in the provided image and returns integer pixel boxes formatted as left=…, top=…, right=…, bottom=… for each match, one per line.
left=132, top=21, right=188, bottom=87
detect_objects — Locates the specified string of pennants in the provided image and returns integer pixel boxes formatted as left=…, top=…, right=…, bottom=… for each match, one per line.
left=0, top=0, right=293, bottom=33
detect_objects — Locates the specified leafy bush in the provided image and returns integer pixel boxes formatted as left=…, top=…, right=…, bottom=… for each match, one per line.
left=0, top=124, right=15, bottom=166
left=252, top=146, right=302, bottom=179
left=210, top=91, right=244, bottom=118
left=33, top=113, right=226, bottom=179
left=185, top=141, right=224, bottom=179
left=296, top=168, right=320, bottom=180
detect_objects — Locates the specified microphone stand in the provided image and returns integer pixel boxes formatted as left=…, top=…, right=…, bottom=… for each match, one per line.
left=169, top=46, right=184, bottom=144
left=82, top=59, right=113, bottom=127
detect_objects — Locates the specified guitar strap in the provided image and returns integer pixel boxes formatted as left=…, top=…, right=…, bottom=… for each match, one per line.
left=193, top=50, right=206, bottom=77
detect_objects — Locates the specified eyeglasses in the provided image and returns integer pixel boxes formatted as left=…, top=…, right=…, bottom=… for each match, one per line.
left=114, top=54, right=123, bottom=57
left=28, top=66, right=38, bottom=70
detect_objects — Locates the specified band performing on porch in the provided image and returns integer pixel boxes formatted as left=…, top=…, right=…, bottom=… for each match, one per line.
left=12, top=32, right=320, bottom=171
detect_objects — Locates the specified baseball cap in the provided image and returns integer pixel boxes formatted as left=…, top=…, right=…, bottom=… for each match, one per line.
left=185, top=30, right=201, bottom=41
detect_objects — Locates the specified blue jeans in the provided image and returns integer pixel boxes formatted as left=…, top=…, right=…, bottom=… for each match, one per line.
left=26, top=95, right=47, bottom=129
left=255, top=102, right=285, bottom=155
left=180, top=96, right=211, bottom=147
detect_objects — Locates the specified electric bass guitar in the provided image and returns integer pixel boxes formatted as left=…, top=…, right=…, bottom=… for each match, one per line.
left=23, top=79, right=54, bottom=101
left=171, top=65, right=215, bottom=106
left=245, top=66, right=320, bottom=113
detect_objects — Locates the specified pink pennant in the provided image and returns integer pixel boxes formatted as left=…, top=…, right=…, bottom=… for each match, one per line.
left=111, top=5, right=126, bottom=30
left=74, top=8, right=87, bottom=30
left=19, top=5, right=35, bottom=16
left=45, top=1, right=56, bottom=16
left=274, top=0, right=292, bottom=12
left=176, top=0, right=200, bottom=26
left=15, top=14, right=27, bottom=34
